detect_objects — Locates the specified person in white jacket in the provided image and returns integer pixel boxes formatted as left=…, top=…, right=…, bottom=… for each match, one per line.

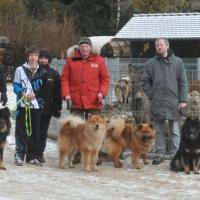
left=13, top=46, right=47, bottom=166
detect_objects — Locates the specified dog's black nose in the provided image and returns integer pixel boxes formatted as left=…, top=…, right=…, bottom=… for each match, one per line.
left=142, top=134, right=149, bottom=142
left=95, top=124, right=99, bottom=129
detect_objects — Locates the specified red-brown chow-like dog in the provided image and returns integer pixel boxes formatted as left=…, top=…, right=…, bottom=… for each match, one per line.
left=104, top=118, right=156, bottom=169
left=57, top=114, right=107, bottom=172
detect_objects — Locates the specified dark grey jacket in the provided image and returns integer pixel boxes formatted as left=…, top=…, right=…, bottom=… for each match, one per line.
left=142, top=54, right=188, bottom=120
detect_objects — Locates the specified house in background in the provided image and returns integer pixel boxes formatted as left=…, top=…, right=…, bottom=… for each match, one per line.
left=114, top=12, right=200, bottom=58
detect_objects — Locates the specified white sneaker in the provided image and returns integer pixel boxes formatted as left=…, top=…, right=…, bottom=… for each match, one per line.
left=15, top=155, right=23, bottom=166
left=27, top=159, right=42, bottom=166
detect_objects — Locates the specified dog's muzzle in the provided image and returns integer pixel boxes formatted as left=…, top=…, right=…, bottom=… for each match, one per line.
left=95, top=124, right=99, bottom=129
left=142, top=134, right=152, bottom=142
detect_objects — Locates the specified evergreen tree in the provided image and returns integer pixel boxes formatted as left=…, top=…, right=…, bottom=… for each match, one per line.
left=132, top=0, right=191, bottom=13
left=67, top=0, right=116, bottom=36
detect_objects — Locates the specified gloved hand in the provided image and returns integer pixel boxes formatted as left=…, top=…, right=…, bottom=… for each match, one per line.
left=0, top=92, right=8, bottom=106
left=53, top=110, right=61, bottom=118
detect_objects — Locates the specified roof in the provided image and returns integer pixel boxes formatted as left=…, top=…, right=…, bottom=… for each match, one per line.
left=89, top=36, right=114, bottom=49
left=115, top=13, right=200, bottom=40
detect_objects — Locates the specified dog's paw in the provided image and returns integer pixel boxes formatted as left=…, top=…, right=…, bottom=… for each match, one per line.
left=0, top=166, right=6, bottom=170
left=133, top=164, right=141, bottom=169
left=59, top=164, right=65, bottom=169
left=83, top=166, right=91, bottom=172
left=114, top=160, right=123, bottom=168
left=92, top=166, right=100, bottom=172
left=185, top=170, right=190, bottom=175
left=193, top=170, right=199, bottom=175
left=143, top=160, right=149, bottom=165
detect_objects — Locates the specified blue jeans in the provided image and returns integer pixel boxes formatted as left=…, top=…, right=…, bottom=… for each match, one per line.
left=154, top=119, right=180, bottom=157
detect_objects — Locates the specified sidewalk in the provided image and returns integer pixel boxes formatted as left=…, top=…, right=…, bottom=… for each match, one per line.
left=1, top=84, right=200, bottom=200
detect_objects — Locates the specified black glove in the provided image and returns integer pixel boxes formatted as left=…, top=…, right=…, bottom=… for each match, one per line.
left=0, top=92, right=8, bottom=106
left=53, top=110, right=61, bottom=118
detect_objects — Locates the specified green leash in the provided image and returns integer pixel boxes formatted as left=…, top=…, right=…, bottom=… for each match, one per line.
left=16, top=96, right=32, bottom=137
left=23, top=98, right=32, bottom=137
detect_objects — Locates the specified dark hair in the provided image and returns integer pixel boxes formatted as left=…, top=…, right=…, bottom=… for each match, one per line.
left=26, top=45, right=39, bottom=57
left=39, top=48, right=52, bottom=62
left=78, top=37, right=92, bottom=46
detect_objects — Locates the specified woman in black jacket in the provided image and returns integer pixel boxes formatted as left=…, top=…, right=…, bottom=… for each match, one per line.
left=38, top=49, right=62, bottom=163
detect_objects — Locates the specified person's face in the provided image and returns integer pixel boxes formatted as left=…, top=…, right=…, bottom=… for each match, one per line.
left=155, top=39, right=169, bottom=56
left=28, top=53, right=39, bottom=68
left=79, top=43, right=92, bottom=59
left=39, top=57, right=49, bottom=65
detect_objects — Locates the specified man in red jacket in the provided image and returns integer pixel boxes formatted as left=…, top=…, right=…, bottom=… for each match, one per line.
left=61, top=37, right=110, bottom=119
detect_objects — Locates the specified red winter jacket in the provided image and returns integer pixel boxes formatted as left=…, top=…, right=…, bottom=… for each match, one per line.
left=61, top=50, right=110, bottom=109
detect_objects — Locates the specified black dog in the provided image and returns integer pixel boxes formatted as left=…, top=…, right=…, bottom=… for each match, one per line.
left=0, top=107, right=11, bottom=170
left=170, top=117, right=200, bottom=174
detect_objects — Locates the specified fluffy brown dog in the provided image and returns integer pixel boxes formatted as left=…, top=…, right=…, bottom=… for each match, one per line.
left=58, top=114, right=107, bottom=172
left=104, top=118, right=155, bottom=169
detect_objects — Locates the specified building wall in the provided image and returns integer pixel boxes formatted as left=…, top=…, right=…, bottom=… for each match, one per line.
left=131, top=40, right=200, bottom=58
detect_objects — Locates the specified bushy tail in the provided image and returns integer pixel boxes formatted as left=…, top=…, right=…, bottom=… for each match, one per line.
left=106, top=118, right=126, bottom=139
left=60, top=115, right=85, bottom=129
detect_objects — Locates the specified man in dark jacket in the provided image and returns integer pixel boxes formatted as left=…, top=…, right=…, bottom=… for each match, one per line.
left=143, top=38, right=188, bottom=165
left=38, top=49, right=62, bottom=163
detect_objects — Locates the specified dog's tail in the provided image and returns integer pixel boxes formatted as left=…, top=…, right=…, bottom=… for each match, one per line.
left=59, top=115, right=85, bottom=129
left=106, top=118, right=126, bottom=139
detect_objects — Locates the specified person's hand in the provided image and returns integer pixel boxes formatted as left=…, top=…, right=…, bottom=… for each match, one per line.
left=97, top=92, right=103, bottom=105
left=26, top=93, right=36, bottom=101
left=0, top=92, right=7, bottom=106
left=179, top=102, right=187, bottom=109
left=64, top=96, right=71, bottom=101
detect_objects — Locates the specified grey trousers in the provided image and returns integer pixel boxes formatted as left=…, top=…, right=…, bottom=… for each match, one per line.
left=154, top=119, right=180, bottom=157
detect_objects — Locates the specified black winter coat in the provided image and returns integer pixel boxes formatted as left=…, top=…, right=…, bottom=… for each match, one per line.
left=42, top=65, right=62, bottom=115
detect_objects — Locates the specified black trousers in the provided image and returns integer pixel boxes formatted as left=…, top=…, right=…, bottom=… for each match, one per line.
left=15, top=108, right=42, bottom=161
left=38, top=114, right=51, bottom=158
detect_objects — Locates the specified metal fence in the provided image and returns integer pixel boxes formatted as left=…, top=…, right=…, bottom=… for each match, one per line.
left=52, top=57, right=200, bottom=155
left=51, top=57, right=200, bottom=107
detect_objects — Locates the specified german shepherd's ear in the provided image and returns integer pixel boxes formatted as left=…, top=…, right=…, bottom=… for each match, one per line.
left=148, top=123, right=154, bottom=130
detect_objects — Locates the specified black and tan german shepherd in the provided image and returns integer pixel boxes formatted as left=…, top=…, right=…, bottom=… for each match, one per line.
left=0, top=107, right=11, bottom=170
left=170, top=117, right=200, bottom=174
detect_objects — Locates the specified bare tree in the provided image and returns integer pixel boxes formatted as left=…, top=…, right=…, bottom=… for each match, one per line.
left=34, top=15, right=80, bottom=58
left=0, top=1, right=37, bottom=66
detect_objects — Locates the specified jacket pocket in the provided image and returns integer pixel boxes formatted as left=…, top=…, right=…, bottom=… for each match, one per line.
left=70, top=86, right=81, bottom=93
left=88, top=85, right=98, bottom=93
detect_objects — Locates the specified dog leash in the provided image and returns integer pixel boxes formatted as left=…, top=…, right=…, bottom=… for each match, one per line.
left=16, top=96, right=32, bottom=137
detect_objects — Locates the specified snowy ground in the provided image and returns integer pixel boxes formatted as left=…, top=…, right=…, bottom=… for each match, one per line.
left=1, top=84, right=200, bottom=200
